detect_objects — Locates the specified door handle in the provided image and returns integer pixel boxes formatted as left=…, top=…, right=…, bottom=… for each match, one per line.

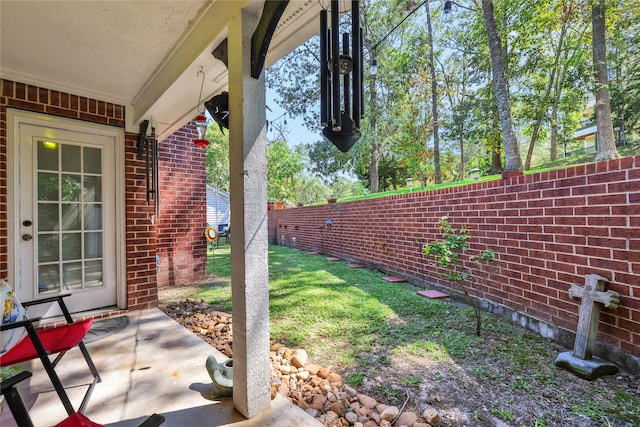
left=22, top=234, right=33, bottom=241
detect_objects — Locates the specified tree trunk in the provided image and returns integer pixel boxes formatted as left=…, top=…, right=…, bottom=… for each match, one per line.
left=524, top=20, right=566, bottom=170
left=425, top=1, right=441, bottom=184
left=550, top=106, right=558, bottom=161
left=592, top=0, right=621, bottom=161
left=459, top=126, right=465, bottom=180
left=481, top=0, right=523, bottom=172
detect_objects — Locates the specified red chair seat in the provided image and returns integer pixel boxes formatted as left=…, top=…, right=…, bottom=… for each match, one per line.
left=54, top=412, right=102, bottom=427
left=0, top=319, right=93, bottom=366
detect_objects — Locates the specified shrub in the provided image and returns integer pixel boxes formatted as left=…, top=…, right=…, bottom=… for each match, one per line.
left=423, top=217, right=498, bottom=335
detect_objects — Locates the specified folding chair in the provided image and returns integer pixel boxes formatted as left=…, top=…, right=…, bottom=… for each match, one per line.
left=0, top=294, right=101, bottom=416
left=1, top=371, right=165, bottom=427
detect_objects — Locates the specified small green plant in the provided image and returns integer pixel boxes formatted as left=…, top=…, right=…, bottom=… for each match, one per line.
left=374, top=385, right=404, bottom=402
left=514, top=376, right=532, bottom=391
left=490, top=408, right=514, bottom=422
left=378, top=354, right=391, bottom=366
left=346, top=371, right=365, bottom=386
left=423, top=217, right=499, bottom=335
left=534, top=415, right=549, bottom=427
left=402, top=376, right=422, bottom=385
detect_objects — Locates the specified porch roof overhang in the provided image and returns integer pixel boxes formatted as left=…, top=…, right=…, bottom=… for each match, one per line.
left=0, top=0, right=323, bottom=141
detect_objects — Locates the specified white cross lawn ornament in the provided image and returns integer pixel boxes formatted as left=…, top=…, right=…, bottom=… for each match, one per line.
left=568, top=274, right=620, bottom=360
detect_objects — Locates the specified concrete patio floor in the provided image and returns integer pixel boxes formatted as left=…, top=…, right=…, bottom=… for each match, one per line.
left=0, top=308, right=323, bottom=427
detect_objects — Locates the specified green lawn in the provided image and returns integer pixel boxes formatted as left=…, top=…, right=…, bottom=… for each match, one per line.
left=199, top=244, right=639, bottom=425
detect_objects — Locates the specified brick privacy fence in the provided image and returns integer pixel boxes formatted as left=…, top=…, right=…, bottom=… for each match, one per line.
left=156, top=121, right=208, bottom=287
left=268, top=157, right=640, bottom=371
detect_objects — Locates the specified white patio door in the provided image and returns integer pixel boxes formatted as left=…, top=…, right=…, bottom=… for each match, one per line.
left=8, top=111, right=123, bottom=315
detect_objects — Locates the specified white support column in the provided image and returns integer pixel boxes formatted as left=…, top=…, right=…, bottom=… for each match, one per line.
left=227, top=6, right=271, bottom=419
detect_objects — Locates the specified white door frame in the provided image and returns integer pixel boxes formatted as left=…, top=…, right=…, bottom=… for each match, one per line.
left=6, top=109, right=127, bottom=311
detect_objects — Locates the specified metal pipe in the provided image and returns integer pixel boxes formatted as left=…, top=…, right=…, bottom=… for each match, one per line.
left=330, top=0, right=341, bottom=131
left=320, top=10, right=329, bottom=126
left=342, top=32, right=351, bottom=119
left=352, top=0, right=361, bottom=129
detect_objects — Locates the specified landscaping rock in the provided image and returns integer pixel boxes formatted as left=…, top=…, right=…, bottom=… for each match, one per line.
left=395, top=411, right=418, bottom=426
left=161, top=300, right=432, bottom=427
left=380, top=405, right=399, bottom=421
left=292, top=349, right=309, bottom=368
left=345, top=412, right=358, bottom=424
left=422, top=407, right=441, bottom=426
left=318, top=367, right=332, bottom=378
left=357, top=393, right=377, bottom=409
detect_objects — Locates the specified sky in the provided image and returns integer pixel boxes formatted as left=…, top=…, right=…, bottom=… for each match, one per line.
left=266, top=90, right=321, bottom=147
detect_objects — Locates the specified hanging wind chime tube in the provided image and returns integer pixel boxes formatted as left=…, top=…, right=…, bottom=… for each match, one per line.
left=320, top=0, right=363, bottom=153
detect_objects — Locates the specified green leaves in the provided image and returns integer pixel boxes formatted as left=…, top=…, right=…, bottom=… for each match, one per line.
left=422, top=217, right=498, bottom=335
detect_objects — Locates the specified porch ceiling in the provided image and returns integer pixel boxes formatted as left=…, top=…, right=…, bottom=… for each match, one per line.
left=0, top=0, right=323, bottom=140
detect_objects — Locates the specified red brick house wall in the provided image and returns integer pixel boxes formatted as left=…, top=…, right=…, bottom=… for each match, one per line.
left=156, top=122, right=208, bottom=287
left=268, top=157, right=640, bottom=368
left=0, top=79, right=206, bottom=310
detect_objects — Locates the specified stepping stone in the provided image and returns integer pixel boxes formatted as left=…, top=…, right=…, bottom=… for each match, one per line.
left=417, top=290, right=449, bottom=299
left=306, top=251, right=318, bottom=255
left=325, top=257, right=340, bottom=261
left=382, top=276, right=406, bottom=283
left=347, top=263, right=365, bottom=268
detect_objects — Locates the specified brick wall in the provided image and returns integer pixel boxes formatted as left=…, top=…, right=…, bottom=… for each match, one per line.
left=0, top=79, right=159, bottom=311
left=124, top=132, right=160, bottom=310
left=268, top=156, right=640, bottom=366
left=155, top=120, right=208, bottom=287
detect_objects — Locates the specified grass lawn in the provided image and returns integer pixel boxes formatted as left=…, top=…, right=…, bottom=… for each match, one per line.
left=198, top=243, right=639, bottom=425
left=205, top=243, right=476, bottom=365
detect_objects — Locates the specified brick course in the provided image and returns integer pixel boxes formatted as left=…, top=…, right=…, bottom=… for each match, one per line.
left=269, top=157, right=640, bottom=360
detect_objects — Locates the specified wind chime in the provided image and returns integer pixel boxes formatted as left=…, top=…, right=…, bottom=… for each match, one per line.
left=136, top=120, right=160, bottom=219
left=320, top=0, right=364, bottom=153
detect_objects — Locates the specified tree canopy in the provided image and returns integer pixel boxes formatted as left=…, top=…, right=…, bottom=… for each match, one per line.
left=212, top=0, right=639, bottom=202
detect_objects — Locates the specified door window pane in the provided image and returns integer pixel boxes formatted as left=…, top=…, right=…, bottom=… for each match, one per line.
left=84, top=147, right=101, bottom=174
left=36, top=141, right=106, bottom=294
left=38, top=204, right=59, bottom=231
left=62, top=233, right=82, bottom=260
left=84, top=204, right=102, bottom=230
left=85, top=260, right=103, bottom=288
left=38, top=234, right=59, bottom=263
left=62, top=262, right=83, bottom=290
left=83, top=176, right=102, bottom=202
left=62, top=145, right=81, bottom=172
left=37, top=141, right=59, bottom=171
left=61, top=174, right=82, bottom=201
left=61, top=204, right=81, bottom=230
left=38, top=173, right=59, bottom=201
left=38, top=264, right=60, bottom=294
left=84, top=232, right=102, bottom=258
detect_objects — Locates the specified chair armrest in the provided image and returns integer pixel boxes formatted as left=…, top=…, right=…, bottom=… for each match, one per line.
left=0, top=371, right=32, bottom=394
left=22, top=294, right=71, bottom=307
left=0, top=317, right=43, bottom=331
left=22, top=295, right=74, bottom=323
left=139, top=414, right=165, bottom=427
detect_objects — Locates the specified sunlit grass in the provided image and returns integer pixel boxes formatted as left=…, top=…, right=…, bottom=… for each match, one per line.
left=195, top=244, right=640, bottom=424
